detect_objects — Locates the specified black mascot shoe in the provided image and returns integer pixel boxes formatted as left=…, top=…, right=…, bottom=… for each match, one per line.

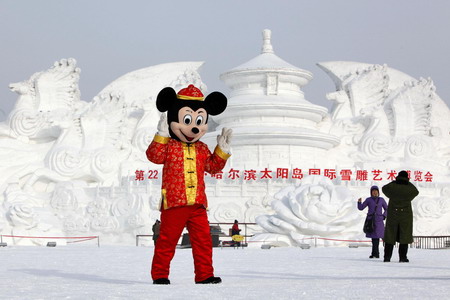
left=369, top=255, right=379, bottom=259
left=383, top=259, right=390, bottom=262
left=153, top=278, right=170, bottom=285
left=195, top=276, right=222, bottom=284
left=399, top=258, right=409, bottom=263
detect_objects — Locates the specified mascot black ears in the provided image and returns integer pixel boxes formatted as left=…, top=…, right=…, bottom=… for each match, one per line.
left=156, top=85, right=227, bottom=143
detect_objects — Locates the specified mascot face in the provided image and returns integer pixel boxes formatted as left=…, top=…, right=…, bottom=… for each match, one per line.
left=172, top=106, right=208, bottom=143
left=156, top=85, right=227, bottom=143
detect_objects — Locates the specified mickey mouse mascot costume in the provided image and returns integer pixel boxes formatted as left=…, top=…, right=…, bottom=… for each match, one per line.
left=146, top=85, right=232, bottom=285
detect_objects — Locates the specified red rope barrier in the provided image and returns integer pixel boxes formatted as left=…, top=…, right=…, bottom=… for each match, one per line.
left=66, top=237, right=97, bottom=244
left=316, top=237, right=372, bottom=243
left=0, top=235, right=100, bottom=247
left=246, top=237, right=372, bottom=243
left=1, top=235, right=98, bottom=239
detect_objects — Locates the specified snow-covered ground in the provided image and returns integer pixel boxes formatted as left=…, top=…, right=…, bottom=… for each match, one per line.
left=0, top=244, right=449, bottom=299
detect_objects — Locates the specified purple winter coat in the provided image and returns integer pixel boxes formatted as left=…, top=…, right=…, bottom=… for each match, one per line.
left=358, top=196, right=388, bottom=238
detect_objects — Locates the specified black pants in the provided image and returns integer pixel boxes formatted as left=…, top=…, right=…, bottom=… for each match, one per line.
left=371, top=238, right=380, bottom=257
left=384, top=243, right=408, bottom=261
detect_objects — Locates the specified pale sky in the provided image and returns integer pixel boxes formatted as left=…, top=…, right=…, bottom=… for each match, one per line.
left=1, top=0, right=449, bottom=121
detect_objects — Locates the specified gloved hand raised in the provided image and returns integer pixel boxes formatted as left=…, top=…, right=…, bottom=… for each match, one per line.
left=217, top=127, right=233, bottom=154
left=157, top=113, right=170, bottom=137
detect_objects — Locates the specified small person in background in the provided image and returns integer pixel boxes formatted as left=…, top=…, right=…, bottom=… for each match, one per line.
left=231, top=220, right=241, bottom=247
left=358, top=186, right=388, bottom=258
left=152, top=220, right=161, bottom=246
left=231, top=220, right=241, bottom=236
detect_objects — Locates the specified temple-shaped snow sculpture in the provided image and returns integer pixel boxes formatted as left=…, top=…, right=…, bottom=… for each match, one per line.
left=204, top=29, right=339, bottom=168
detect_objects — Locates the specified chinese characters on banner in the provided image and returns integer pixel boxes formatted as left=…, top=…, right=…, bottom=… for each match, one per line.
left=134, top=168, right=434, bottom=182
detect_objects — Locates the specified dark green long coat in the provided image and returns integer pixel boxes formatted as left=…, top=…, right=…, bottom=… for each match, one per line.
left=382, top=178, right=419, bottom=244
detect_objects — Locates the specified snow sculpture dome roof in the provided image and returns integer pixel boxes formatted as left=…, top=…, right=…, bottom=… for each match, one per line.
left=221, top=29, right=313, bottom=92
left=228, top=29, right=308, bottom=72
left=209, top=29, right=339, bottom=150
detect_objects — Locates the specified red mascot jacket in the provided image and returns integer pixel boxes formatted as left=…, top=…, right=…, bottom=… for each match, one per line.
left=146, top=134, right=230, bottom=210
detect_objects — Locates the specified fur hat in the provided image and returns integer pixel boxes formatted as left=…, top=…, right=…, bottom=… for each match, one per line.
left=396, top=170, right=410, bottom=184
left=397, top=170, right=409, bottom=178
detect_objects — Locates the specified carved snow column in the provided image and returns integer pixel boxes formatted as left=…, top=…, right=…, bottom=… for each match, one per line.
left=204, top=29, right=339, bottom=168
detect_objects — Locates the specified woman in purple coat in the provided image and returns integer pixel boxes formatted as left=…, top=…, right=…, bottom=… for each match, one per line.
left=358, top=186, right=388, bottom=258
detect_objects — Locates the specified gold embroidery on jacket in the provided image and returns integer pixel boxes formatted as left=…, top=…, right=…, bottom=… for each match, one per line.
left=214, top=146, right=231, bottom=160
left=154, top=135, right=170, bottom=144
left=183, top=143, right=197, bottom=205
left=161, top=189, right=168, bottom=210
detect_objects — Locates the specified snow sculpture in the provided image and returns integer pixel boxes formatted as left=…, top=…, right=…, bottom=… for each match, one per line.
left=252, top=59, right=450, bottom=247
left=209, top=29, right=339, bottom=154
left=5, top=59, right=82, bottom=142
left=319, top=61, right=450, bottom=171
left=253, top=60, right=450, bottom=247
left=0, top=58, right=206, bottom=245
left=204, top=30, right=450, bottom=245
left=413, top=187, right=450, bottom=236
left=1, top=29, right=449, bottom=246
left=200, top=29, right=341, bottom=231
left=254, top=176, right=361, bottom=247
left=3, top=181, right=65, bottom=245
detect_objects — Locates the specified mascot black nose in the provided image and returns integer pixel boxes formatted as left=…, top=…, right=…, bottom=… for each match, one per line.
left=192, top=127, right=199, bottom=134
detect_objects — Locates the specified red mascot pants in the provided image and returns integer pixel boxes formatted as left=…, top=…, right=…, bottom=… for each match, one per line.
left=151, top=204, right=214, bottom=282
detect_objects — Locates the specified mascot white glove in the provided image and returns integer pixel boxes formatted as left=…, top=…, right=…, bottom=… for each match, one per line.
left=157, top=113, right=170, bottom=137
left=217, top=127, right=233, bottom=154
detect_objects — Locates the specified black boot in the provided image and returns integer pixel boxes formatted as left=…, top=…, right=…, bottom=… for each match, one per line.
left=153, top=278, right=170, bottom=285
left=384, top=243, right=394, bottom=262
left=195, top=276, right=222, bottom=284
left=370, top=238, right=380, bottom=258
left=399, top=244, right=409, bottom=262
